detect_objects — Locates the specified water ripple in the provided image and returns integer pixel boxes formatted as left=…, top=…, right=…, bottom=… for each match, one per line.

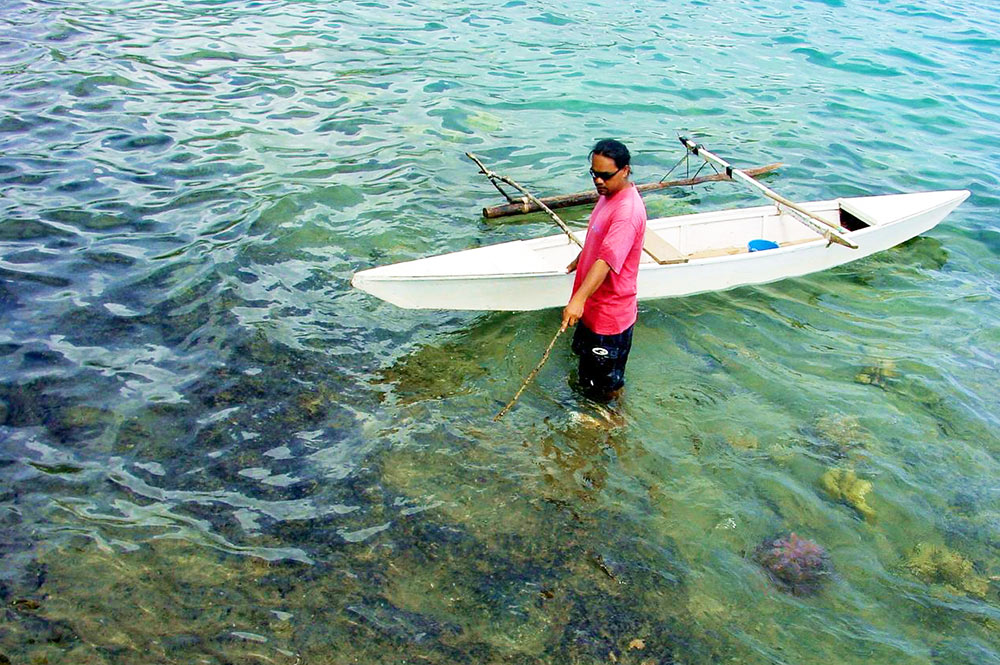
left=1, top=0, right=1000, bottom=662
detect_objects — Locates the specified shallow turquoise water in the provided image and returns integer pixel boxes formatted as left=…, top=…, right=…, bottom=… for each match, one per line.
left=1, top=0, right=1000, bottom=663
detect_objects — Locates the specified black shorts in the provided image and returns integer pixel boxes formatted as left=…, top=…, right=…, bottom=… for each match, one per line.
left=571, top=323, right=634, bottom=394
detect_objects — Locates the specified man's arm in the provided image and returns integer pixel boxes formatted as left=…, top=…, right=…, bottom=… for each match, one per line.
left=566, top=252, right=580, bottom=273
left=561, top=259, right=610, bottom=331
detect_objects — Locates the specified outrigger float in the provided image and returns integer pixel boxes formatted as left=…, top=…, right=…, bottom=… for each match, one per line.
left=351, top=139, right=969, bottom=311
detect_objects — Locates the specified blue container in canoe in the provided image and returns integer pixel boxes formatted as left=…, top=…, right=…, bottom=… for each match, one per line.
left=748, top=239, right=780, bottom=252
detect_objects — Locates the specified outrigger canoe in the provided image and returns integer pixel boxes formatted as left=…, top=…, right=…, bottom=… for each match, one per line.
left=351, top=189, right=969, bottom=311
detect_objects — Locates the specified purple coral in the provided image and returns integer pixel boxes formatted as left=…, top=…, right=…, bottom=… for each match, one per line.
left=754, top=532, right=831, bottom=595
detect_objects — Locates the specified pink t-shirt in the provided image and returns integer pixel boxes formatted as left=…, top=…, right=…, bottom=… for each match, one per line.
left=572, top=183, right=647, bottom=334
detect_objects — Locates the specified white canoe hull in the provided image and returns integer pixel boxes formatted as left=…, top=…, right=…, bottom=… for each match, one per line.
left=351, top=190, right=970, bottom=311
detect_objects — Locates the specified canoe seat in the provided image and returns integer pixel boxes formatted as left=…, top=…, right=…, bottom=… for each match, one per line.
left=643, top=229, right=688, bottom=265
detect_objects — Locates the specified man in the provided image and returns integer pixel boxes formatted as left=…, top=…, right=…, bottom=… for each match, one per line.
left=561, top=139, right=647, bottom=397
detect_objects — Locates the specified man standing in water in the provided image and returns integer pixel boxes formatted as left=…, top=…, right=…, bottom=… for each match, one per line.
left=561, top=139, right=647, bottom=397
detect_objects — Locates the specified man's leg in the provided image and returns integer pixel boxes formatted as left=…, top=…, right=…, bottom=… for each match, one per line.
left=572, top=324, right=634, bottom=397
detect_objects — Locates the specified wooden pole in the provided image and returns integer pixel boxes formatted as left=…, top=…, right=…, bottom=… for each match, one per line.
left=494, top=327, right=563, bottom=422
left=482, top=163, right=783, bottom=218
left=679, top=137, right=858, bottom=250
left=466, top=153, right=583, bottom=248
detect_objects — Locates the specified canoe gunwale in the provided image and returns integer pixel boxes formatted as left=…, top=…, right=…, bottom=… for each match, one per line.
left=355, top=219, right=900, bottom=283
left=356, top=232, right=838, bottom=284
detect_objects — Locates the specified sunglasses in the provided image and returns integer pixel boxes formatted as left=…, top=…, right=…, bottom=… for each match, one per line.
left=589, top=166, right=623, bottom=181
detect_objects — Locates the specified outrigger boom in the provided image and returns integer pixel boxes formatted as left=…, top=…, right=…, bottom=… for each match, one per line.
left=679, top=137, right=858, bottom=249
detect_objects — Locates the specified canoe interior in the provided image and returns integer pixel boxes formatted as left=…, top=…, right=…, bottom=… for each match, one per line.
left=523, top=199, right=854, bottom=272
left=645, top=201, right=843, bottom=260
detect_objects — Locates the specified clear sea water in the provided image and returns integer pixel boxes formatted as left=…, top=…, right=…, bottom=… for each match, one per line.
left=1, top=0, right=999, bottom=663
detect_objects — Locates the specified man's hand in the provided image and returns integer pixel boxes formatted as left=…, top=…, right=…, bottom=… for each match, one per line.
left=561, top=259, right=611, bottom=331
left=561, top=295, right=585, bottom=331
left=566, top=254, right=579, bottom=273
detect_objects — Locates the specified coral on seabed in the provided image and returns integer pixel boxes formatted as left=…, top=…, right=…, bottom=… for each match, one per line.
left=727, top=433, right=759, bottom=451
left=813, top=414, right=873, bottom=458
left=820, top=468, right=875, bottom=522
left=753, top=533, right=831, bottom=595
left=855, top=358, right=896, bottom=388
left=905, top=543, right=990, bottom=599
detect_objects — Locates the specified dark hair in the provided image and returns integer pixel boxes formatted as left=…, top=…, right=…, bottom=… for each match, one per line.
left=590, top=139, right=631, bottom=169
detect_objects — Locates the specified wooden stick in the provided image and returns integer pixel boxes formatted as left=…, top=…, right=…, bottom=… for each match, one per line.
left=485, top=172, right=517, bottom=203
left=494, top=327, right=564, bottom=422
left=465, top=151, right=518, bottom=202
left=679, top=137, right=858, bottom=250
left=466, top=153, right=582, bottom=248
left=482, top=163, right=783, bottom=218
